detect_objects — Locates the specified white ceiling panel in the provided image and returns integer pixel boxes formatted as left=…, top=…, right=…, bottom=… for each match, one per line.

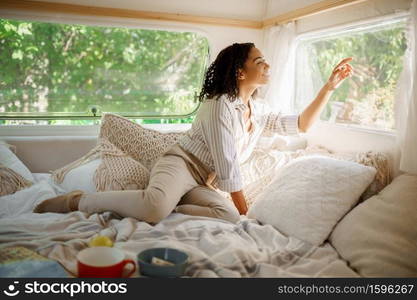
left=264, top=0, right=324, bottom=19
left=24, top=0, right=330, bottom=21
left=25, top=0, right=269, bottom=20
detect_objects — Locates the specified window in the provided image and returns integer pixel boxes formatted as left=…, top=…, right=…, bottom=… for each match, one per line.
left=0, top=18, right=209, bottom=124
left=294, top=16, right=407, bottom=131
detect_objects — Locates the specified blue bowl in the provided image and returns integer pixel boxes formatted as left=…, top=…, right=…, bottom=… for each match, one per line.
left=137, top=248, right=188, bottom=278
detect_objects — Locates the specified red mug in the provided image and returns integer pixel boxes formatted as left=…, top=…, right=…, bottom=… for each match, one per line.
left=77, top=246, right=136, bottom=278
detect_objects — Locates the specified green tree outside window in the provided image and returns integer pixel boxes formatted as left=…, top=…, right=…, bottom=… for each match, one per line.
left=0, top=19, right=209, bottom=125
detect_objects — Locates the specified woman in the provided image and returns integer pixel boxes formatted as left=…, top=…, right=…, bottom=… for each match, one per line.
left=34, top=42, right=352, bottom=223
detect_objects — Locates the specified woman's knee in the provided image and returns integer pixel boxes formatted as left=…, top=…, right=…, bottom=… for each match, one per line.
left=141, top=187, right=176, bottom=223
left=216, top=205, right=240, bottom=223
left=183, top=186, right=240, bottom=223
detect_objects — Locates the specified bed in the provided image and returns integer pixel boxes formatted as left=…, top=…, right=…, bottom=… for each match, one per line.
left=0, top=172, right=359, bottom=277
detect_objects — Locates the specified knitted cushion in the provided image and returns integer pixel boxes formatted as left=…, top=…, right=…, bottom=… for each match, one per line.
left=99, top=113, right=185, bottom=170
left=52, top=138, right=150, bottom=192
left=93, top=138, right=151, bottom=191
left=0, top=164, right=33, bottom=196
left=52, top=113, right=185, bottom=192
left=0, top=142, right=33, bottom=196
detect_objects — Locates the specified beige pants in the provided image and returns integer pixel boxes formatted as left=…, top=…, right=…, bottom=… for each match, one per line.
left=79, top=145, right=240, bottom=224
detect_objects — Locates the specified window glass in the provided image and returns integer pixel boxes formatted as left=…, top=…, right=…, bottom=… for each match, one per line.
left=0, top=18, right=209, bottom=123
left=295, top=17, right=407, bottom=130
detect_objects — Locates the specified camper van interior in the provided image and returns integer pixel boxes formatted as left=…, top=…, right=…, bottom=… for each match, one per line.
left=0, top=0, right=416, bottom=278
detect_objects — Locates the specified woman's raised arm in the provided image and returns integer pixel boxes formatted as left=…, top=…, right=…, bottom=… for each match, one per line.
left=298, top=57, right=353, bottom=132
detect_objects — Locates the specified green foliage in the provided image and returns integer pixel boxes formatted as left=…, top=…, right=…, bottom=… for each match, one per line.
left=0, top=18, right=209, bottom=121
left=301, top=20, right=407, bottom=129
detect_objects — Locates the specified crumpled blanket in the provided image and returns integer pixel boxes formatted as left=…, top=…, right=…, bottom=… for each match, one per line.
left=0, top=212, right=358, bottom=278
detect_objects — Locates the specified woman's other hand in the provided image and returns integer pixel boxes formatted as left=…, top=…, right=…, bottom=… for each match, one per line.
left=326, top=57, right=353, bottom=90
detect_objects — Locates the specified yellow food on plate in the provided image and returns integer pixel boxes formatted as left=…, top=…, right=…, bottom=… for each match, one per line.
left=89, top=235, right=113, bottom=247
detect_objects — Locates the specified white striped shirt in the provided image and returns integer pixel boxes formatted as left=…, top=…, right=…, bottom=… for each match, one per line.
left=178, top=94, right=299, bottom=192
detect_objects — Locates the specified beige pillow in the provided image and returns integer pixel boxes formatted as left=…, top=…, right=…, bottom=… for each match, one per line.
left=93, top=138, right=151, bottom=191
left=329, top=174, right=417, bottom=277
left=0, top=141, right=33, bottom=196
left=53, top=138, right=150, bottom=192
left=0, top=164, right=33, bottom=196
left=52, top=113, right=184, bottom=192
left=99, top=113, right=185, bottom=170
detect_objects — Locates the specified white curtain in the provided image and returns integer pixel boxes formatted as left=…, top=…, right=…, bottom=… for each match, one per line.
left=262, top=22, right=297, bottom=114
left=293, top=41, right=324, bottom=115
left=395, top=0, right=417, bottom=174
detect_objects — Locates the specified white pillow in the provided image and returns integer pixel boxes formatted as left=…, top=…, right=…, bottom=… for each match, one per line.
left=60, top=158, right=101, bottom=193
left=0, top=141, right=34, bottom=182
left=247, top=155, right=376, bottom=245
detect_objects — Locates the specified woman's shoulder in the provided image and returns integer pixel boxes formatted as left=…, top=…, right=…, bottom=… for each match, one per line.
left=201, top=94, right=236, bottom=109
left=199, top=95, right=236, bottom=118
left=203, top=94, right=232, bottom=103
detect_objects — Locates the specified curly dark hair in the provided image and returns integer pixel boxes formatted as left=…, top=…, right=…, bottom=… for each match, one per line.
left=199, top=42, right=255, bottom=102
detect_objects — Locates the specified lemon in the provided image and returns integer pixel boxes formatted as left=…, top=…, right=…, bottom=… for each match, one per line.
left=89, top=235, right=113, bottom=247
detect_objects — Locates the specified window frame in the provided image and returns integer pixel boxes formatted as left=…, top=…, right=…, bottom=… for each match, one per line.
left=0, top=11, right=213, bottom=121
left=293, top=12, right=410, bottom=134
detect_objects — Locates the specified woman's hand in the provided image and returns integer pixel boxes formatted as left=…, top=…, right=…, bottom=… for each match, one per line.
left=326, top=57, right=353, bottom=91
left=230, top=190, right=248, bottom=215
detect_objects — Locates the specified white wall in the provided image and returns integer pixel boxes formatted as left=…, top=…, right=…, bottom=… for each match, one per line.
left=296, top=0, right=412, bottom=34
left=305, top=122, right=401, bottom=177
left=264, top=0, right=323, bottom=19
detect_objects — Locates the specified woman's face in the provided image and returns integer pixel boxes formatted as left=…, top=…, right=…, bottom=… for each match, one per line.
left=239, top=47, right=270, bottom=87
